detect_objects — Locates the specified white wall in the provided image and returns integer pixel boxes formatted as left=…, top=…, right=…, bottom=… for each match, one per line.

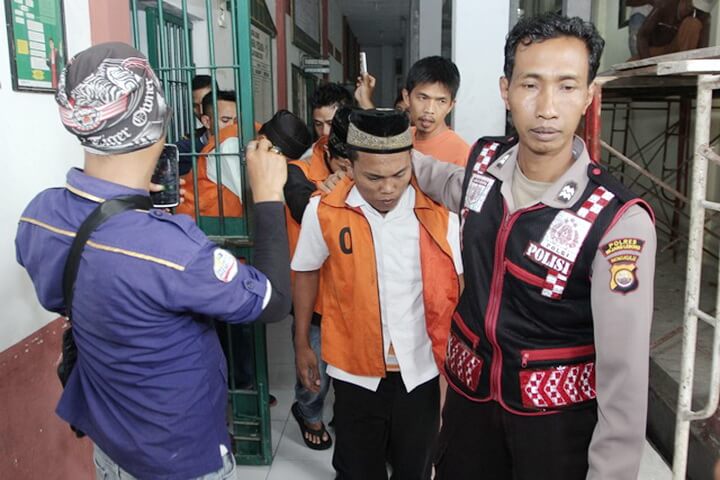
left=593, top=0, right=629, bottom=71
left=1, top=0, right=92, bottom=351
left=452, top=1, right=509, bottom=142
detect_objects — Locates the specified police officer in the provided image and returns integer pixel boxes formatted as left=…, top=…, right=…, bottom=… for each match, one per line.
left=15, top=43, right=290, bottom=479
left=413, top=14, right=656, bottom=480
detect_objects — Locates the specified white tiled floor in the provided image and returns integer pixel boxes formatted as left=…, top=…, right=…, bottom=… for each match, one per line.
left=234, top=319, right=672, bottom=480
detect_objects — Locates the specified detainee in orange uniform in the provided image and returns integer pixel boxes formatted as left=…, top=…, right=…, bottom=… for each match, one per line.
left=292, top=109, right=463, bottom=479
left=403, top=56, right=470, bottom=167
left=281, top=108, right=353, bottom=451
left=176, top=90, right=245, bottom=218
left=300, top=83, right=354, bottom=160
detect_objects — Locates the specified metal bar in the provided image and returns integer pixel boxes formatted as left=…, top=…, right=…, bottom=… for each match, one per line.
left=234, top=0, right=256, bottom=147
left=700, top=144, right=720, bottom=167
left=229, top=0, right=250, bottom=239
left=231, top=0, right=272, bottom=465
left=600, top=140, right=688, bottom=202
left=682, top=308, right=720, bottom=422
left=179, top=0, right=199, bottom=218
left=156, top=3, right=173, bottom=140
left=203, top=0, right=222, bottom=227
left=130, top=0, right=140, bottom=48
left=672, top=74, right=716, bottom=480
left=701, top=200, right=720, bottom=212
left=145, top=7, right=159, bottom=70
left=690, top=308, right=718, bottom=328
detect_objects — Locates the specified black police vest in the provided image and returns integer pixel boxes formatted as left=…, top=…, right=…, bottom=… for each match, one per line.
left=444, top=137, right=649, bottom=415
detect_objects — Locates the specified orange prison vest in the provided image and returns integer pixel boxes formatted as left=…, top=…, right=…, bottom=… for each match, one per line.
left=287, top=137, right=331, bottom=314
left=286, top=137, right=331, bottom=257
left=176, top=124, right=243, bottom=219
left=316, top=177, right=460, bottom=377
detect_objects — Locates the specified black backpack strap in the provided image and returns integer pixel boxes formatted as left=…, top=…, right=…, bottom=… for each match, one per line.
left=63, top=195, right=151, bottom=318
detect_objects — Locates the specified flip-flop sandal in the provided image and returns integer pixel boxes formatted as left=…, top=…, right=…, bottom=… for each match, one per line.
left=291, top=402, right=333, bottom=450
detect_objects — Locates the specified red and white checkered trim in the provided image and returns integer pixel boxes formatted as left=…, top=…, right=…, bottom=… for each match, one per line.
left=541, top=271, right=568, bottom=300
left=472, top=142, right=500, bottom=174
left=446, top=332, right=483, bottom=391
left=461, top=142, right=501, bottom=248
left=519, top=362, right=596, bottom=409
left=576, top=186, right=615, bottom=222
left=540, top=185, right=615, bottom=299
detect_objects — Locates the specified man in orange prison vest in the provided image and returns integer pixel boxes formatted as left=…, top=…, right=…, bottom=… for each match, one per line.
left=283, top=107, right=353, bottom=451
left=176, top=90, right=243, bottom=219
left=291, top=109, right=463, bottom=479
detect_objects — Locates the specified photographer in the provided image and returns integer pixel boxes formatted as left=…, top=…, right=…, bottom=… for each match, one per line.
left=15, top=43, right=290, bottom=479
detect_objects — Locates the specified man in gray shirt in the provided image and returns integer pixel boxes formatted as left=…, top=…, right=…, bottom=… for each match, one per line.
left=414, top=13, right=656, bottom=480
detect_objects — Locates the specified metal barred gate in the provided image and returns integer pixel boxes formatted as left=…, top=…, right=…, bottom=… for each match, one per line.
left=130, top=0, right=274, bottom=465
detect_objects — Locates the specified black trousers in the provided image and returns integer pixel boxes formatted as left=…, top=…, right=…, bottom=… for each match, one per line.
left=434, top=387, right=597, bottom=480
left=332, top=374, right=440, bottom=480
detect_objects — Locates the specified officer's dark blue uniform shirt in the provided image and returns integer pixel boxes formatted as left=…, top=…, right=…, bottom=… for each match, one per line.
left=16, top=168, right=269, bottom=479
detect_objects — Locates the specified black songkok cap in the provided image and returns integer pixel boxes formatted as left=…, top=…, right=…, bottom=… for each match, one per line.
left=259, top=109, right=313, bottom=160
left=347, top=108, right=412, bottom=154
left=327, top=106, right=354, bottom=159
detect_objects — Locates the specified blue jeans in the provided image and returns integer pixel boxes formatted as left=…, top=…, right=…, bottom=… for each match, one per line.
left=293, top=321, right=331, bottom=424
left=93, top=444, right=236, bottom=480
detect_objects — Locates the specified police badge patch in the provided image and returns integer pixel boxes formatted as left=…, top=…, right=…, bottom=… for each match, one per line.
left=465, top=173, right=495, bottom=213
left=213, top=248, right=239, bottom=283
left=539, top=210, right=592, bottom=263
left=608, top=254, right=639, bottom=294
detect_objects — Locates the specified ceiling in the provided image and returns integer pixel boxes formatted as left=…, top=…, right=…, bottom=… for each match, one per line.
left=336, top=0, right=410, bottom=47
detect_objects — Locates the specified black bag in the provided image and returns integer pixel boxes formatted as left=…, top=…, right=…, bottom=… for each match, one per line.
left=58, top=194, right=152, bottom=437
left=57, top=327, right=78, bottom=387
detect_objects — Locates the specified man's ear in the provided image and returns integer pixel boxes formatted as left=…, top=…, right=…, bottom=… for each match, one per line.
left=338, top=158, right=351, bottom=172
left=447, top=98, right=456, bottom=115
left=499, top=76, right=510, bottom=111
left=402, top=88, right=410, bottom=105
left=583, top=81, right=597, bottom=114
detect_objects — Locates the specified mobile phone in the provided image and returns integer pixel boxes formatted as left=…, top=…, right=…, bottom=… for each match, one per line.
left=359, top=51, right=367, bottom=75
left=150, top=144, right=180, bottom=208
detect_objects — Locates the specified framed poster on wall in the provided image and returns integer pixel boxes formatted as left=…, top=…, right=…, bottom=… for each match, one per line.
left=4, top=0, right=67, bottom=93
left=292, top=0, right=320, bottom=55
left=618, top=0, right=630, bottom=28
left=251, top=25, right=274, bottom=123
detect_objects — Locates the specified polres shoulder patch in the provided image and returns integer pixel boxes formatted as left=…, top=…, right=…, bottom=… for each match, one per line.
left=602, top=238, right=645, bottom=256
left=213, top=248, right=238, bottom=283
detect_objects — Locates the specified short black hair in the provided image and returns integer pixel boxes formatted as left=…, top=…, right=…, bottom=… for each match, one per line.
left=328, top=106, right=353, bottom=159
left=405, top=56, right=461, bottom=99
left=504, top=13, right=605, bottom=83
left=202, top=90, right=236, bottom=116
left=310, top=83, right=353, bottom=111
left=192, top=75, right=215, bottom=92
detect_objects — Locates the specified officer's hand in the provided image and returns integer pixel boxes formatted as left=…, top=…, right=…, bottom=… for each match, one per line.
left=354, top=73, right=376, bottom=109
left=295, top=344, right=321, bottom=393
left=245, top=138, right=287, bottom=202
left=318, top=170, right=347, bottom=194
left=148, top=178, right=187, bottom=213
